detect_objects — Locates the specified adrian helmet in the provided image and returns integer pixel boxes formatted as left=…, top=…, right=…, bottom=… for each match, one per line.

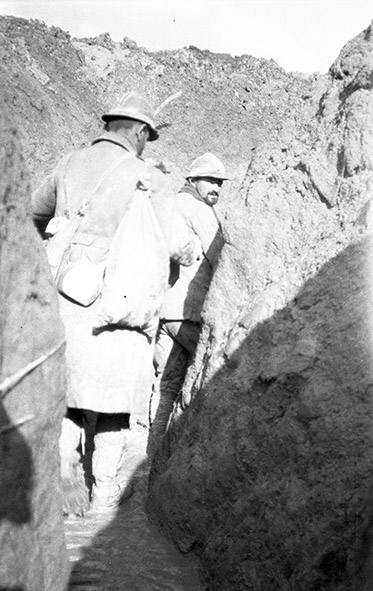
left=187, top=152, right=228, bottom=180
left=102, top=92, right=159, bottom=141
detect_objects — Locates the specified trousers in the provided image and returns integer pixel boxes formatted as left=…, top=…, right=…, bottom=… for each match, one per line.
left=59, top=408, right=130, bottom=509
left=150, top=319, right=201, bottom=448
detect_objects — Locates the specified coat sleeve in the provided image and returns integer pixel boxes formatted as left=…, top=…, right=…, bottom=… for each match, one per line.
left=176, top=194, right=222, bottom=266
left=31, top=153, right=72, bottom=236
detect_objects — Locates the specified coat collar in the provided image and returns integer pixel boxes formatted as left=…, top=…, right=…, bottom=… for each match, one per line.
left=179, top=179, right=205, bottom=204
left=91, top=131, right=138, bottom=154
left=179, top=180, right=223, bottom=231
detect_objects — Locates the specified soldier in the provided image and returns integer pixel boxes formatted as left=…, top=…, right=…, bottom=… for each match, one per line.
left=32, top=92, right=196, bottom=513
left=150, top=152, right=228, bottom=444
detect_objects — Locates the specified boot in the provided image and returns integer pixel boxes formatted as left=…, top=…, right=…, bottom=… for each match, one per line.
left=90, top=413, right=133, bottom=511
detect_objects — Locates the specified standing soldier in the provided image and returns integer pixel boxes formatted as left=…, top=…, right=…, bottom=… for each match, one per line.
left=32, top=92, right=196, bottom=513
left=151, top=152, right=228, bottom=444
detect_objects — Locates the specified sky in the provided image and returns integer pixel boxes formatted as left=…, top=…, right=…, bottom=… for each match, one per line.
left=1, top=0, right=372, bottom=74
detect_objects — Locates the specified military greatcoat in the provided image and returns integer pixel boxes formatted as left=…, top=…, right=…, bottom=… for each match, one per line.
left=32, top=132, right=191, bottom=416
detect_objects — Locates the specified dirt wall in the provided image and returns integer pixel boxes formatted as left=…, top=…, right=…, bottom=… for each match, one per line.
left=0, top=116, right=69, bottom=590
left=147, top=22, right=373, bottom=591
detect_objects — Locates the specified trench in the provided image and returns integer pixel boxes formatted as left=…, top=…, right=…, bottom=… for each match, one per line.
left=64, top=425, right=203, bottom=591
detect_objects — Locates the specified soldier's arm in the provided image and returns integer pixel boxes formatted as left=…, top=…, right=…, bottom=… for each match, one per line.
left=176, top=194, right=218, bottom=260
left=31, top=152, right=74, bottom=236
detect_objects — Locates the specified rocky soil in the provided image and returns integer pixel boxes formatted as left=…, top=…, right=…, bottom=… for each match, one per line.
left=0, top=15, right=323, bottom=198
left=0, top=115, right=68, bottom=589
left=1, top=13, right=373, bottom=591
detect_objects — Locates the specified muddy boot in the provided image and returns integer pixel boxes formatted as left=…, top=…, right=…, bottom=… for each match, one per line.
left=90, top=413, right=133, bottom=511
left=59, top=409, right=90, bottom=517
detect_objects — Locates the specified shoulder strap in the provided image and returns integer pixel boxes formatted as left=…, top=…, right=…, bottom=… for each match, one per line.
left=46, top=151, right=136, bottom=280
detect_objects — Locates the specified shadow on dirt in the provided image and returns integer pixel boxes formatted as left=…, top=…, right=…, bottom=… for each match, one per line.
left=64, top=236, right=373, bottom=591
left=147, top=236, right=373, bottom=591
left=0, top=404, right=33, bottom=525
left=0, top=404, right=32, bottom=591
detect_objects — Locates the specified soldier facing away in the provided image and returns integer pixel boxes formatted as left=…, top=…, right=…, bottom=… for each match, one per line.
left=32, top=91, right=197, bottom=513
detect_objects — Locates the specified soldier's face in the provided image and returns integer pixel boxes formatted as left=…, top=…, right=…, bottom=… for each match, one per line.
left=194, top=177, right=223, bottom=206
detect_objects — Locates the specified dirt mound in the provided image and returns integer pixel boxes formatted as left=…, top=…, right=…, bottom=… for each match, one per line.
left=0, top=15, right=322, bottom=194
left=147, top=20, right=373, bottom=591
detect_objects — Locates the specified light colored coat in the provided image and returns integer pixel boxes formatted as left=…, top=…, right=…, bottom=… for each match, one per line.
left=160, top=183, right=225, bottom=322
left=32, top=132, right=193, bottom=415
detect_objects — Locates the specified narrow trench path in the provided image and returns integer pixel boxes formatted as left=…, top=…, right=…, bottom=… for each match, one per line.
left=64, top=427, right=203, bottom=591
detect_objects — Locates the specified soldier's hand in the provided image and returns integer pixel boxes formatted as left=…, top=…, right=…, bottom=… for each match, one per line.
left=178, top=233, right=203, bottom=266
left=177, top=239, right=195, bottom=266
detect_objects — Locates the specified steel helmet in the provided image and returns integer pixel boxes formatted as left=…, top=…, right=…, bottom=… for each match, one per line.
left=187, top=152, right=228, bottom=180
left=102, top=92, right=159, bottom=141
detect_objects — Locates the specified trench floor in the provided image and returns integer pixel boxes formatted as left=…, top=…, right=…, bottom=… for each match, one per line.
left=64, top=427, right=203, bottom=591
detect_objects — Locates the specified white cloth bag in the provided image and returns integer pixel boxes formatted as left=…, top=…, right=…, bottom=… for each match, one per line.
left=94, top=178, right=169, bottom=338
